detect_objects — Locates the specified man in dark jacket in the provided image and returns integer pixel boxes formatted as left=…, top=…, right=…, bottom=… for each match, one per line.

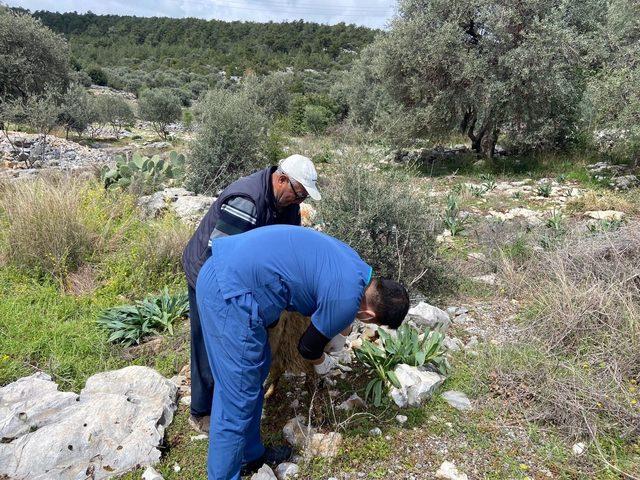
left=182, top=154, right=321, bottom=433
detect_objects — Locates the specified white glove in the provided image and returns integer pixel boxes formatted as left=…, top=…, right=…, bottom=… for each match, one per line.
left=324, top=333, right=347, bottom=354
left=313, top=353, right=352, bottom=376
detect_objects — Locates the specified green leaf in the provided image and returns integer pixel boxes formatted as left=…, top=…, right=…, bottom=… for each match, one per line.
left=387, top=370, right=401, bottom=388
left=373, top=380, right=383, bottom=407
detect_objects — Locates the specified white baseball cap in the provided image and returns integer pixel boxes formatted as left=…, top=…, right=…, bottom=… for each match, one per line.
left=279, top=154, right=321, bottom=201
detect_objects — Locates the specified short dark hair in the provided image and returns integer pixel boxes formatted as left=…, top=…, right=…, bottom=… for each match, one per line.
left=370, top=277, right=409, bottom=329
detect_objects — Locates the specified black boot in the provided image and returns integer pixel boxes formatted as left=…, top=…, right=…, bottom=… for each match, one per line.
left=240, top=445, right=293, bottom=476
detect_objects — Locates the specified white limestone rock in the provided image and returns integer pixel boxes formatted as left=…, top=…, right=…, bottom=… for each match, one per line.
left=0, top=366, right=177, bottom=480
left=407, top=302, right=450, bottom=329
left=389, top=364, right=444, bottom=408
left=441, top=391, right=473, bottom=411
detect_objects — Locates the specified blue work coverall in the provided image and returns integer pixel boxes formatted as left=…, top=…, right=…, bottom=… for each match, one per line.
left=195, top=225, right=372, bottom=480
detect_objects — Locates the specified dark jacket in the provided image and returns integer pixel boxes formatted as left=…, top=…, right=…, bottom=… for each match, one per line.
left=182, top=166, right=301, bottom=288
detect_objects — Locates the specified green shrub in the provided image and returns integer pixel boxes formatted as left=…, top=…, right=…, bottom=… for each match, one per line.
left=138, top=88, right=182, bottom=140
left=243, top=72, right=293, bottom=120
left=355, top=324, right=447, bottom=406
left=318, top=161, right=452, bottom=294
left=97, top=287, right=189, bottom=346
left=87, top=66, right=108, bottom=86
left=303, top=104, right=333, bottom=134
left=186, top=89, right=269, bottom=194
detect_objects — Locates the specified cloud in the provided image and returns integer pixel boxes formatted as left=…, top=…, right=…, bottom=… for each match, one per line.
left=6, top=0, right=396, bottom=28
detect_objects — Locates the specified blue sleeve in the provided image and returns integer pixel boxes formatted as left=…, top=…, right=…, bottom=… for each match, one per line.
left=311, top=296, right=360, bottom=340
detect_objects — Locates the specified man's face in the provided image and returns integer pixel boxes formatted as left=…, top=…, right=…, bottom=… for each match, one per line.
left=274, top=173, right=309, bottom=208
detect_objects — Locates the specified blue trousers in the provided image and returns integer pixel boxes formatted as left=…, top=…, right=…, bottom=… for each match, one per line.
left=188, top=285, right=215, bottom=417
left=196, top=273, right=271, bottom=480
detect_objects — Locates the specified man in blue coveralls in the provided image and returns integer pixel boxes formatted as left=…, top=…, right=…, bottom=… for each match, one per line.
left=196, top=225, right=410, bottom=479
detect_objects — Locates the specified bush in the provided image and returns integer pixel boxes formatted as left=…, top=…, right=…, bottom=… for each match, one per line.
left=0, top=177, right=92, bottom=279
left=87, top=66, right=108, bottom=86
left=303, top=104, right=332, bottom=134
left=243, top=72, right=294, bottom=120
left=138, top=88, right=182, bottom=140
left=186, top=89, right=269, bottom=194
left=318, top=161, right=452, bottom=295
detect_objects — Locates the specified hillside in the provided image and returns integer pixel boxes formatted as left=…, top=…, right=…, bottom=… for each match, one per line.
left=26, top=10, right=377, bottom=75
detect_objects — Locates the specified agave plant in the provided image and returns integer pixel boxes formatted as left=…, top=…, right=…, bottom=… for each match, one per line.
left=355, top=323, right=447, bottom=407
left=97, top=287, right=189, bottom=346
left=536, top=182, right=553, bottom=197
left=443, top=192, right=468, bottom=236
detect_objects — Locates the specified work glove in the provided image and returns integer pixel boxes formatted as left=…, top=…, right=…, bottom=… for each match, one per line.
left=324, top=333, right=347, bottom=354
left=313, top=353, right=352, bottom=377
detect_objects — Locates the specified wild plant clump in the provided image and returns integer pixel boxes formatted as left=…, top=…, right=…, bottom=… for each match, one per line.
left=318, top=161, right=454, bottom=295
left=355, top=324, right=447, bottom=406
left=97, top=287, right=189, bottom=346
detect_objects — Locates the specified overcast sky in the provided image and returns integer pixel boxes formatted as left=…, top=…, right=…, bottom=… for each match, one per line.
left=6, top=0, right=396, bottom=28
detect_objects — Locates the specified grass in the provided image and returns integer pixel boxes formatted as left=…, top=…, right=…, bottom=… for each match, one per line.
left=0, top=178, right=190, bottom=391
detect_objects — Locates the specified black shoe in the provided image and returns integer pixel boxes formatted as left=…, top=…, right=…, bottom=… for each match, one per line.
left=240, top=445, right=293, bottom=476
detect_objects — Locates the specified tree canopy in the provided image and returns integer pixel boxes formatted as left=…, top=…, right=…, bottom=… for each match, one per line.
left=0, top=7, right=71, bottom=102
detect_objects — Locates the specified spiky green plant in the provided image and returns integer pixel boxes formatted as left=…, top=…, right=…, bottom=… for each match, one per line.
left=536, top=182, right=553, bottom=197
left=97, top=287, right=189, bottom=346
left=355, top=324, right=447, bottom=407
left=469, top=184, right=487, bottom=197
left=546, top=209, right=564, bottom=231
left=443, top=192, right=468, bottom=236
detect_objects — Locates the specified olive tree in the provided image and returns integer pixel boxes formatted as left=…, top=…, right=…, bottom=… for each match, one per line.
left=373, top=0, right=587, bottom=157
left=59, top=84, right=98, bottom=139
left=0, top=7, right=70, bottom=102
left=138, top=88, right=182, bottom=140
left=186, top=89, right=269, bottom=194
left=582, top=0, right=640, bottom=162
left=2, top=90, right=62, bottom=165
left=94, top=95, right=134, bottom=139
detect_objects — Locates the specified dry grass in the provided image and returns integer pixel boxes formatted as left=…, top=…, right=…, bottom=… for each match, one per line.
left=0, top=177, right=93, bottom=279
left=566, top=189, right=636, bottom=214
left=138, top=216, right=193, bottom=279
left=494, top=224, right=640, bottom=448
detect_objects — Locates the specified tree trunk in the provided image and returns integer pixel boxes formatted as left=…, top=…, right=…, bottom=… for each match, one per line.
left=481, top=128, right=499, bottom=159
left=467, top=114, right=498, bottom=159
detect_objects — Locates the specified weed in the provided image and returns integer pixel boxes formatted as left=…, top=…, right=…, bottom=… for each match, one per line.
left=469, top=184, right=487, bottom=197
left=545, top=209, right=564, bottom=231
left=587, top=219, right=624, bottom=233
left=444, top=192, right=468, bottom=236
left=97, top=287, right=189, bottom=346
left=355, top=324, right=447, bottom=406
left=536, top=182, right=553, bottom=197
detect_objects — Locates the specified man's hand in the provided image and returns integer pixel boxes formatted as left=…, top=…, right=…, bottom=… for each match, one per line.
left=313, top=353, right=352, bottom=376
